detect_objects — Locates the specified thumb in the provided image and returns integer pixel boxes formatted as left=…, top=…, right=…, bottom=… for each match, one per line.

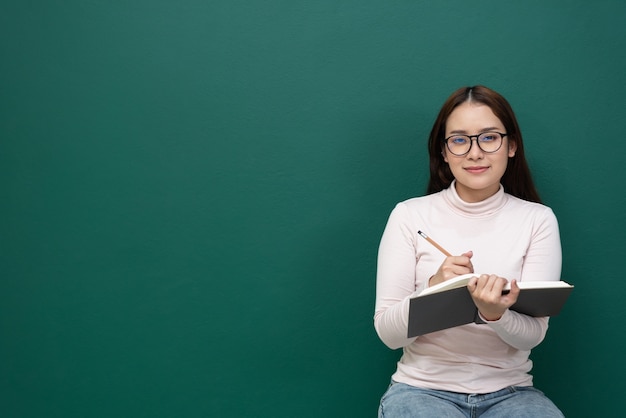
left=461, top=251, right=474, bottom=273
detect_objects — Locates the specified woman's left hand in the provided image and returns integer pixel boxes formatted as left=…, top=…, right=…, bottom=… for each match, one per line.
left=467, top=274, right=520, bottom=321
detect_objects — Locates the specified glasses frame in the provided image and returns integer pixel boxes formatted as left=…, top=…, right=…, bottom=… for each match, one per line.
left=443, top=131, right=508, bottom=156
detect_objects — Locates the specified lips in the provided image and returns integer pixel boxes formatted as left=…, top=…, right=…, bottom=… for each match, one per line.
left=464, top=166, right=489, bottom=174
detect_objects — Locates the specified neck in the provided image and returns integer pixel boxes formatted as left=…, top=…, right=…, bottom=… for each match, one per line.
left=454, top=182, right=500, bottom=203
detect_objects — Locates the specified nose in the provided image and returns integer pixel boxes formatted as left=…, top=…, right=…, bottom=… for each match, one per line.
left=466, top=138, right=484, bottom=159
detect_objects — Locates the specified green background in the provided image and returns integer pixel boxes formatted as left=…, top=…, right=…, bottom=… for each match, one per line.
left=1, top=1, right=624, bottom=417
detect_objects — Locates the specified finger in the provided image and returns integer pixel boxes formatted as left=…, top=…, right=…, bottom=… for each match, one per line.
left=467, top=276, right=479, bottom=293
left=448, top=254, right=474, bottom=270
left=471, top=274, right=489, bottom=293
left=441, top=259, right=472, bottom=277
left=461, top=251, right=474, bottom=273
left=486, top=274, right=506, bottom=291
left=476, top=275, right=503, bottom=299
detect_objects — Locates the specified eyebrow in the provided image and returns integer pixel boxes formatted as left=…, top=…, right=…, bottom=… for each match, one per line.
left=448, top=126, right=502, bottom=134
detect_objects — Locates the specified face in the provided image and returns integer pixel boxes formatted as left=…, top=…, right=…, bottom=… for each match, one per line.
left=443, top=101, right=517, bottom=203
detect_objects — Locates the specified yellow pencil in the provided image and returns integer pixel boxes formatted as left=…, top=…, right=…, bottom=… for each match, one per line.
left=417, top=230, right=453, bottom=257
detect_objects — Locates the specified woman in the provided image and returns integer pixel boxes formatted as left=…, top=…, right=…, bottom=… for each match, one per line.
left=375, top=86, right=564, bottom=417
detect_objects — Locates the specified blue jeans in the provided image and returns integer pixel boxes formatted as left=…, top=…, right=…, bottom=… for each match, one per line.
left=378, top=381, right=564, bottom=417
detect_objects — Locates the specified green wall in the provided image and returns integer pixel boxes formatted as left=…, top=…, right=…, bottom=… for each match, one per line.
left=2, top=1, right=625, bottom=417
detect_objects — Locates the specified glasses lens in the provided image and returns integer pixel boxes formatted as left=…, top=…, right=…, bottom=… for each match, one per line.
left=477, top=133, right=502, bottom=152
left=446, top=136, right=470, bottom=155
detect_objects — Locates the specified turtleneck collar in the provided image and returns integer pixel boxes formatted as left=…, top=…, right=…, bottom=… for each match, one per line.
left=442, top=180, right=508, bottom=217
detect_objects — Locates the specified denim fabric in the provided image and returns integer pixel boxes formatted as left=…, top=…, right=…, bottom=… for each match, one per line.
left=378, top=381, right=564, bottom=418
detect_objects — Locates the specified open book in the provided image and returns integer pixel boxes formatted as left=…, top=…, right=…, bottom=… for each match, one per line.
left=408, top=274, right=574, bottom=337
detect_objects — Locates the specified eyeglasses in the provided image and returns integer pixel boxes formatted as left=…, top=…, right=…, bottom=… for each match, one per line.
left=443, top=132, right=507, bottom=156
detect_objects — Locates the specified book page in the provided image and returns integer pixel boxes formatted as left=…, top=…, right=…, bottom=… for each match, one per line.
left=417, top=273, right=477, bottom=297
left=512, top=281, right=573, bottom=290
left=418, top=276, right=572, bottom=297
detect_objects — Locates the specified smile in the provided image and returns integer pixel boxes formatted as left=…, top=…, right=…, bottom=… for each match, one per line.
left=464, top=166, right=489, bottom=174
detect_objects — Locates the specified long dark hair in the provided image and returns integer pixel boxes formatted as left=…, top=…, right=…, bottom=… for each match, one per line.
left=426, top=85, right=542, bottom=203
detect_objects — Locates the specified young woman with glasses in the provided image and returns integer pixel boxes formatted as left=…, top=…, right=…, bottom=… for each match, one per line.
left=375, top=86, right=564, bottom=417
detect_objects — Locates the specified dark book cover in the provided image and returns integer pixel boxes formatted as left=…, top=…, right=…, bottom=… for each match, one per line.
left=408, top=285, right=573, bottom=337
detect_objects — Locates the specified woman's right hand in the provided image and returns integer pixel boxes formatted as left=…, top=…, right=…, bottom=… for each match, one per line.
left=428, top=251, right=474, bottom=287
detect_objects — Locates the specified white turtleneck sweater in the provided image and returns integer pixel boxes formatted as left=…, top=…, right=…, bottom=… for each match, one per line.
left=374, top=182, right=562, bottom=394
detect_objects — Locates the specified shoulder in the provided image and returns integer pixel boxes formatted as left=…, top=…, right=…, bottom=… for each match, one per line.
left=505, top=194, right=558, bottom=222
left=384, top=192, right=444, bottom=225
left=505, top=193, right=554, bottom=211
left=396, top=191, right=443, bottom=210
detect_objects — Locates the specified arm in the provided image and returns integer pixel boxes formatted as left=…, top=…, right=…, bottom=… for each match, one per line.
left=374, top=203, right=476, bottom=349
left=484, top=310, right=550, bottom=351
left=472, top=208, right=562, bottom=350
left=373, top=203, right=419, bottom=349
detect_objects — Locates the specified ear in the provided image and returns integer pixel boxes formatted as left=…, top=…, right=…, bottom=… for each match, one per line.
left=508, top=139, right=517, bottom=158
left=442, top=149, right=449, bottom=163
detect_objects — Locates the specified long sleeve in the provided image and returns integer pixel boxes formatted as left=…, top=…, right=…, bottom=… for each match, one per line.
left=483, top=311, right=549, bottom=351
left=373, top=184, right=565, bottom=393
left=483, top=206, right=562, bottom=350
left=374, top=203, right=420, bottom=349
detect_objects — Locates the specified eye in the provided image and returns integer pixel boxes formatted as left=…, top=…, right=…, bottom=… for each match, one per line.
left=450, top=136, right=468, bottom=145
left=479, top=133, right=498, bottom=142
